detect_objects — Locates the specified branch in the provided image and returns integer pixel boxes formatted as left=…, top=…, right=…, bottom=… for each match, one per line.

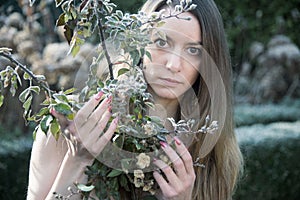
left=94, top=0, right=114, bottom=80
left=0, top=51, right=54, bottom=94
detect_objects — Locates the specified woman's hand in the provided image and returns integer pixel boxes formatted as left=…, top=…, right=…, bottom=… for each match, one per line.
left=153, top=137, right=196, bottom=200
left=51, top=91, right=118, bottom=162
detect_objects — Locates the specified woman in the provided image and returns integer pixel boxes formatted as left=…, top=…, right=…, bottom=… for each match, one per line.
left=27, top=0, right=243, bottom=199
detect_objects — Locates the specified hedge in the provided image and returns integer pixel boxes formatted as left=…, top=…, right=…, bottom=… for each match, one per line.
left=234, top=121, right=300, bottom=200
left=0, top=135, right=32, bottom=200
left=1, top=121, right=300, bottom=199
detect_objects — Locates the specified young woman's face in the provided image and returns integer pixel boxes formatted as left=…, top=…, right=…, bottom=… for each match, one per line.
left=143, top=11, right=202, bottom=100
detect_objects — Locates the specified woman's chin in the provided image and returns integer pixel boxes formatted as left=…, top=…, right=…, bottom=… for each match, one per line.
left=151, top=88, right=183, bottom=101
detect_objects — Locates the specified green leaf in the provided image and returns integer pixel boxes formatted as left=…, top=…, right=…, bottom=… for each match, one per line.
left=53, top=103, right=73, bottom=115
left=77, top=184, right=95, bottom=192
left=157, top=21, right=166, bottom=27
left=14, top=72, right=22, bottom=86
left=63, top=88, right=77, bottom=95
left=50, top=118, right=60, bottom=140
left=9, top=83, right=16, bottom=96
left=40, top=115, right=53, bottom=134
left=116, top=10, right=123, bottom=19
left=107, top=169, right=123, bottom=178
left=23, top=72, right=31, bottom=80
left=55, top=0, right=65, bottom=7
left=53, top=93, right=69, bottom=102
left=130, top=50, right=140, bottom=67
left=19, top=88, right=30, bottom=103
left=71, top=44, right=80, bottom=57
left=120, top=174, right=129, bottom=191
left=30, top=86, right=40, bottom=94
left=36, top=107, right=49, bottom=117
left=32, top=125, right=40, bottom=140
left=56, top=13, right=66, bottom=26
left=0, top=94, right=4, bottom=107
left=64, top=25, right=74, bottom=44
left=69, top=36, right=85, bottom=57
left=23, top=95, right=33, bottom=114
left=117, top=68, right=129, bottom=77
left=146, top=51, right=152, bottom=61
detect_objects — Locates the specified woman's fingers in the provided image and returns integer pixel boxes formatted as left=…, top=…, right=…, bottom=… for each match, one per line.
left=154, top=158, right=179, bottom=184
left=94, top=117, right=118, bottom=155
left=153, top=170, right=171, bottom=193
left=159, top=141, right=187, bottom=178
left=173, top=137, right=195, bottom=175
left=75, top=91, right=105, bottom=127
left=153, top=137, right=196, bottom=197
left=85, top=108, right=112, bottom=147
left=50, top=108, right=69, bottom=130
left=83, top=97, right=112, bottom=132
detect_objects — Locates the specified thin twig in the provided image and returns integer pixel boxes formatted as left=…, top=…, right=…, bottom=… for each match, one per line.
left=0, top=51, right=53, bottom=94
left=94, top=0, right=114, bottom=80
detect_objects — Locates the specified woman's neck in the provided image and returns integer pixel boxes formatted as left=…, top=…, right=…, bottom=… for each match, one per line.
left=148, top=90, right=179, bottom=120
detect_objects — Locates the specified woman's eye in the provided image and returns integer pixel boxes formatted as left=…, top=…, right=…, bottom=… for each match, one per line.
left=155, top=39, right=168, bottom=48
left=187, top=47, right=201, bottom=56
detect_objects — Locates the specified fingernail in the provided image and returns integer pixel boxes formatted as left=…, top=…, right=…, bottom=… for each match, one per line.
left=107, top=95, right=113, bottom=104
left=113, top=117, right=119, bottom=124
left=160, top=141, right=167, bottom=148
left=50, top=107, right=56, bottom=115
left=95, top=91, right=104, bottom=101
left=174, top=136, right=181, bottom=145
left=108, top=106, right=112, bottom=113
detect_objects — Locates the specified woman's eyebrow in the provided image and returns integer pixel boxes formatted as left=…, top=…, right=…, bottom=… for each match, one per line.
left=153, top=32, right=203, bottom=46
left=186, top=41, right=203, bottom=46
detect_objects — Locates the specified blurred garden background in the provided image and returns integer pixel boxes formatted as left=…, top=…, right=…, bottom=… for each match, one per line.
left=0, top=0, right=299, bottom=199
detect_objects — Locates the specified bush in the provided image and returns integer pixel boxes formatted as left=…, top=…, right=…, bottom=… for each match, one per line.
left=215, top=0, right=299, bottom=67
left=234, top=121, right=300, bottom=200
left=0, top=127, right=32, bottom=200
left=234, top=100, right=300, bottom=127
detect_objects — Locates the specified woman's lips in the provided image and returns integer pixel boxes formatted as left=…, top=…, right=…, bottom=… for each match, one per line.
left=159, top=77, right=182, bottom=87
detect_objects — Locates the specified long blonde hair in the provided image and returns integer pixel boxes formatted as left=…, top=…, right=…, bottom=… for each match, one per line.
left=141, top=0, right=243, bottom=199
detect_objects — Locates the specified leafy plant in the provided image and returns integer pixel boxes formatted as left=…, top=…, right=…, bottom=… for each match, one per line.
left=0, top=0, right=216, bottom=199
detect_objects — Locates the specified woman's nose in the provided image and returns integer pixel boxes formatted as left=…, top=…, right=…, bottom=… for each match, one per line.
left=166, top=52, right=182, bottom=73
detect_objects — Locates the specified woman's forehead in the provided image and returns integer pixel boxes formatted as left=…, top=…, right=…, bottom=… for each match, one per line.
left=154, top=11, right=202, bottom=43
left=158, top=8, right=202, bottom=42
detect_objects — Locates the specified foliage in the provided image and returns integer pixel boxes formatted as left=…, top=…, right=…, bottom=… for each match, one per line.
left=234, top=100, right=300, bottom=127
left=0, top=125, right=32, bottom=200
left=214, top=0, right=300, bottom=67
left=234, top=121, right=300, bottom=200
left=0, top=0, right=215, bottom=199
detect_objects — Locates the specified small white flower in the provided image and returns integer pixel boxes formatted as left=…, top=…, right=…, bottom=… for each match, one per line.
left=136, top=153, right=150, bottom=169
left=166, top=0, right=172, bottom=5
left=133, top=169, right=145, bottom=188
left=143, top=121, right=156, bottom=135
left=134, top=169, right=145, bottom=179
left=143, top=179, right=154, bottom=192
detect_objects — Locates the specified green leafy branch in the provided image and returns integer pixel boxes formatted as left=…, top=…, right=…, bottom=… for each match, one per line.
left=0, top=48, right=50, bottom=118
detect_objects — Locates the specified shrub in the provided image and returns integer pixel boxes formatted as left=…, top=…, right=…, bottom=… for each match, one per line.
left=234, top=100, right=300, bottom=127
left=0, top=128, right=32, bottom=200
left=215, top=0, right=299, bottom=67
left=234, top=121, right=300, bottom=200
